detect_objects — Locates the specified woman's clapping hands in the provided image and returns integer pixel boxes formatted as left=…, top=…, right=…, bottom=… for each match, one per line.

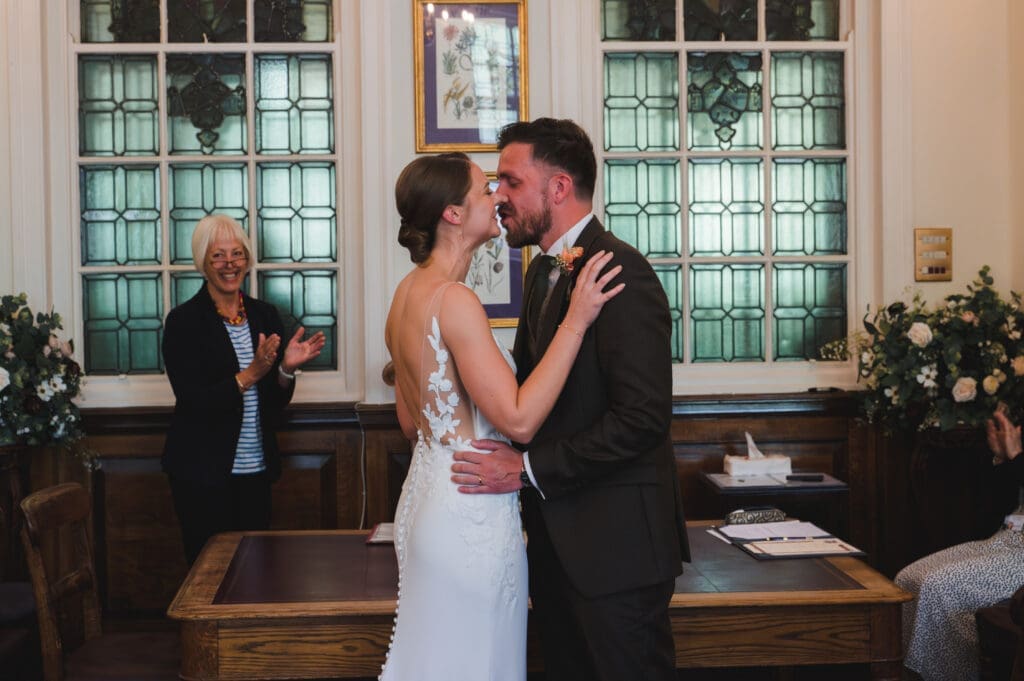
left=987, top=404, right=1023, bottom=464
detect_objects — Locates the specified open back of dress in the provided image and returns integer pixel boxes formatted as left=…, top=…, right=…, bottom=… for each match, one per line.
left=380, top=281, right=527, bottom=681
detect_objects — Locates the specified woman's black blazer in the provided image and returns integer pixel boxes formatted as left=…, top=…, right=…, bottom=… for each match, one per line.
left=161, top=284, right=294, bottom=485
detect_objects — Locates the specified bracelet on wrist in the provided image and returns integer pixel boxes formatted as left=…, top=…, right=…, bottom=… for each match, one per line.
left=558, top=323, right=584, bottom=339
left=279, top=365, right=296, bottom=380
left=235, top=374, right=248, bottom=393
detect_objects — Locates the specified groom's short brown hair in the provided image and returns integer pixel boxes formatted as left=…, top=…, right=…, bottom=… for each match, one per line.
left=497, top=118, right=596, bottom=201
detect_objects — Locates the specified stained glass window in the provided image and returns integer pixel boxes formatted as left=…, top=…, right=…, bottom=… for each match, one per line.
left=602, top=0, right=676, bottom=41
left=75, top=1, right=341, bottom=378
left=601, top=1, right=851, bottom=366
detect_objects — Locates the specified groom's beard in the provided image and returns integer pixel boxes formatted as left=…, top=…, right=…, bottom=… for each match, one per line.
left=502, top=201, right=551, bottom=249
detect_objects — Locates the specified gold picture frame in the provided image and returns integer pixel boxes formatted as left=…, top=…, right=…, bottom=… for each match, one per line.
left=413, top=0, right=529, bottom=152
left=465, top=174, right=531, bottom=327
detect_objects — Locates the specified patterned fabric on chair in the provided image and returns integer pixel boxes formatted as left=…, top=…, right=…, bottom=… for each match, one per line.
left=20, top=482, right=180, bottom=681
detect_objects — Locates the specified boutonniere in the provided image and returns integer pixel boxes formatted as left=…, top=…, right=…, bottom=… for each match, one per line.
left=554, top=246, right=584, bottom=275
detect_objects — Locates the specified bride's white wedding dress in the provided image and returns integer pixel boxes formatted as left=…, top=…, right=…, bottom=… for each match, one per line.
left=380, top=285, right=527, bottom=681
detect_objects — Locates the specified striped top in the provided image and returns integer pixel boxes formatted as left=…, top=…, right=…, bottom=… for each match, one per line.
left=224, top=321, right=266, bottom=474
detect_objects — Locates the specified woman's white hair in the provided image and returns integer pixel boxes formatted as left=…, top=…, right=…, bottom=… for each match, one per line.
left=191, top=214, right=252, bottom=275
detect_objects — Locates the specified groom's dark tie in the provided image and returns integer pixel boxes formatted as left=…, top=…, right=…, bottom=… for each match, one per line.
left=526, top=255, right=557, bottom=350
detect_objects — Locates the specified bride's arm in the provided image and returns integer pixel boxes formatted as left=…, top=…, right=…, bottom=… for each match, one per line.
left=444, top=252, right=622, bottom=443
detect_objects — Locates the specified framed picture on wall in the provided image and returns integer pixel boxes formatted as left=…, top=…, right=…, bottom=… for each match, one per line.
left=413, top=0, right=528, bottom=152
left=465, top=174, right=531, bottom=327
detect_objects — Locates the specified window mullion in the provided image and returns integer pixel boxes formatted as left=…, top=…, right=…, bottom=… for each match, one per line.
left=245, top=48, right=257, bottom=296
left=157, top=47, right=170, bottom=326
left=679, top=43, right=690, bottom=365
left=762, top=45, right=774, bottom=365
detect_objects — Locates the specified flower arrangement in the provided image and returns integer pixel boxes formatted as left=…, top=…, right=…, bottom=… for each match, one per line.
left=555, top=246, right=584, bottom=275
left=0, top=293, right=85, bottom=446
left=821, top=267, right=1024, bottom=433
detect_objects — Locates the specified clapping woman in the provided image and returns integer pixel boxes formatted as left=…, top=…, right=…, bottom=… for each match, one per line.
left=896, top=405, right=1024, bottom=680
left=161, top=215, right=325, bottom=565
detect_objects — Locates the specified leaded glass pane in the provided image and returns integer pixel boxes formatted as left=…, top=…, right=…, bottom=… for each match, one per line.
left=771, top=52, right=844, bottom=150
left=257, top=162, right=336, bottom=263
left=82, top=273, right=163, bottom=374
left=79, top=55, right=159, bottom=156
left=602, top=0, right=676, bottom=41
left=80, top=165, right=161, bottom=266
left=772, top=158, right=846, bottom=256
left=171, top=272, right=204, bottom=309
left=687, top=52, right=763, bottom=151
left=604, top=160, right=681, bottom=257
left=255, top=0, right=333, bottom=42
left=169, top=164, right=249, bottom=264
left=688, top=158, right=763, bottom=257
left=605, top=53, right=679, bottom=152
left=773, top=263, right=846, bottom=361
left=767, top=0, right=840, bottom=41
left=690, top=264, right=764, bottom=362
left=81, top=0, right=159, bottom=43
left=167, top=54, right=247, bottom=155
left=258, top=270, right=336, bottom=370
left=256, top=54, right=334, bottom=155
left=683, top=0, right=756, bottom=41
left=652, top=265, right=683, bottom=362
left=168, top=0, right=246, bottom=42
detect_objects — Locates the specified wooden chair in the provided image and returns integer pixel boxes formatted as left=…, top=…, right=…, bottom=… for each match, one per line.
left=20, top=482, right=179, bottom=681
left=976, top=581, right=1024, bottom=681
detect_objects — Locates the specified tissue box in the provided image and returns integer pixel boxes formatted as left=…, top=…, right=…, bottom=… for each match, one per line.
left=723, top=453, right=792, bottom=476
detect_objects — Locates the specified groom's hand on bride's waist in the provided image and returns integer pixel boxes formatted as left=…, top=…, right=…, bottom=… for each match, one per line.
left=452, top=440, right=523, bottom=494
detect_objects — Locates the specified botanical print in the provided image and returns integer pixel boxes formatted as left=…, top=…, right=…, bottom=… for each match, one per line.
left=466, top=227, right=511, bottom=306
left=434, top=16, right=517, bottom=137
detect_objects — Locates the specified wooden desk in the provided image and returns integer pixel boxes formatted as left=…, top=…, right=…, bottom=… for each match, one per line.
left=168, top=523, right=910, bottom=680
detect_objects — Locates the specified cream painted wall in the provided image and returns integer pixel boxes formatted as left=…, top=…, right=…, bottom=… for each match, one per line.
left=1, top=0, right=1021, bottom=402
left=364, top=0, right=551, bottom=403
left=0, top=0, right=11, bottom=295
left=1011, top=0, right=1024, bottom=294
left=908, top=0, right=1016, bottom=299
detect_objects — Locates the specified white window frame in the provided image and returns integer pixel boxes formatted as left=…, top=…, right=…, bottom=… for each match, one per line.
left=50, top=0, right=364, bottom=408
left=549, top=0, right=882, bottom=395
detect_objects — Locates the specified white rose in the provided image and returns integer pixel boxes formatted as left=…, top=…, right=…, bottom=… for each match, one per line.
left=952, top=377, right=977, bottom=403
left=0, top=323, right=9, bottom=335
left=983, top=375, right=1000, bottom=395
left=0, top=366, right=8, bottom=392
left=1013, top=356, right=1024, bottom=377
left=907, top=322, right=933, bottom=348
left=48, top=335, right=60, bottom=349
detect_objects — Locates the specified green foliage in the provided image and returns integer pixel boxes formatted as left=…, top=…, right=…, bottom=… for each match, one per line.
left=820, top=267, right=1024, bottom=433
left=0, top=293, right=84, bottom=446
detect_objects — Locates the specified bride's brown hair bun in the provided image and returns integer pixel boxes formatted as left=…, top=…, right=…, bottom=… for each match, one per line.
left=394, top=152, right=472, bottom=264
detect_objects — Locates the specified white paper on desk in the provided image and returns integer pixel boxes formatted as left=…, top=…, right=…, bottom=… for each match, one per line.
left=366, top=522, right=395, bottom=544
left=744, top=537, right=862, bottom=556
left=706, top=473, right=783, bottom=488
left=718, top=520, right=830, bottom=541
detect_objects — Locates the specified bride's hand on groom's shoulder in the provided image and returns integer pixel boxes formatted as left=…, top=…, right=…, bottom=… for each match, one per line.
left=451, top=440, right=523, bottom=495
left=564, top=251, right=625, bottom=331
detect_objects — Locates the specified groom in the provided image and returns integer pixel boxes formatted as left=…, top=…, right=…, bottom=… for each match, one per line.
left=452, top=118, right=690, bottom=681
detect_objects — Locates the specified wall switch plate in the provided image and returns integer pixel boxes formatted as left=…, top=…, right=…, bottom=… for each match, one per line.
left=914, top=227, right=952, bottom=282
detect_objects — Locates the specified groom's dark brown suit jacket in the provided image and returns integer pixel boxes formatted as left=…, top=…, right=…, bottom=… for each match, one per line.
left=513, top=217, right=690, bottom=598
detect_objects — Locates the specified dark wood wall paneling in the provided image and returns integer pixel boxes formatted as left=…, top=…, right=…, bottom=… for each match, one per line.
left=20, top=392, right=924, bottom=618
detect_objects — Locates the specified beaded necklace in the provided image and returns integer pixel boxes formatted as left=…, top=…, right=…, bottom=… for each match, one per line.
left=217, top=292, right=247, bottom=326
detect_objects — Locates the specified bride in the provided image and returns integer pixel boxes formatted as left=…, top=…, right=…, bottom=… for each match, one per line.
left=381, top=152, right=622, bottom=681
